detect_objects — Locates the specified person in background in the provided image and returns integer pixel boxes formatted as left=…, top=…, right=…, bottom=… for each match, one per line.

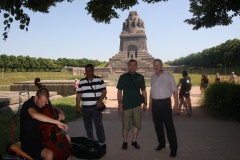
left=229, top=72, right=237, bottom=82
left=148, top=59, right=178, bottom=157
left=222, top=76, right=226, bottom=82
left=176, top=71, right=192, bottom=115
left=200, top=74, right=205, bottom=95
left=215, top=73, right=221, bottom=82
left=74, top=79, right=79, bottom=93
left=205, top=74, right=211, bottom=84
left=116, top=59, right=147, bottom=150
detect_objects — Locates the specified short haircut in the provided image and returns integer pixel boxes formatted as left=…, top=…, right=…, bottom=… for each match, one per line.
left=85, top=64, right=94, bottom=70
left=128, top=59, right=137, bottom=65
left=153, top=59, right=162, bottom=64
left=182, top=71, right=188, bottom=77
left=36, top=88, right=49, bottom=99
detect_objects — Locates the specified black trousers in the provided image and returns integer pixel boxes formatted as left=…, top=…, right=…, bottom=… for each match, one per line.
left=152, top=98, right=178, bottom=150
left=82, top=106, right=105, bottom=143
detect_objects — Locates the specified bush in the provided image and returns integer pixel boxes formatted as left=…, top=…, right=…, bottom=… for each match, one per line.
left=202, top=82, right=240, bottom=122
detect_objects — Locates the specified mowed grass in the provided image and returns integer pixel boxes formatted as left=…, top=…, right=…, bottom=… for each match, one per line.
left=0, top=71, right=228, bottom=90
left=0, top=96, right=80, bottom=156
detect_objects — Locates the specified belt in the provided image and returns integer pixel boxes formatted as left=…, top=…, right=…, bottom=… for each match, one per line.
left=152, top=97, right=170, bottom=101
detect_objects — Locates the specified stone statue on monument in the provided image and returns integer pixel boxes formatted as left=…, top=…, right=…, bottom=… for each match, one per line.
left=133, top=18, right=137, bottom=27
left=141, top=21, right=145, bottom=28
left=137, top=18, right=141, bottom=28
left=128, top=18, right=132, bottom=28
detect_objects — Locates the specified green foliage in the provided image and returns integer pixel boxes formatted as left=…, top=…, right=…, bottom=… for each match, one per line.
left=188, top=66, right=240, bottom=76
left=51, top=97, right=81, bottom=122
left=202, top=82, right=240, bottom=122
left=167, top=39, right=240, bottom=68
left=0, top=110, right=20, bottom=156
left=0, top=97, right=80, bottom=155
left=185, top=0, right=240, bottom=30
left=2, top=0, right=240, bottom=40
left=0, top=54, right=106, bottom=72
left=162, top=63, right=169, bottom=66
left=95, top=62, right=108, bottom=68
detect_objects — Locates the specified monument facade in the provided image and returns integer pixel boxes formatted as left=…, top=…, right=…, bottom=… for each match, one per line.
left=108, top=11, right=155, bottom=74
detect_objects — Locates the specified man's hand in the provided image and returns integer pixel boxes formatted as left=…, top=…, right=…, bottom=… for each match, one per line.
left=96, top=100, right=102, bottom=108
left=76, top=105, right=81, bottom=113
left=56, top=121, right=68, bottom=131
left=58, top=111, right=65, bottom=121
left=173, top=104, right=178, bottom=112
left=142, top=104, right=147, bottom=111
left=118, top=103, right=123, bottom=113
left=148, top=104, right=152, bottom=112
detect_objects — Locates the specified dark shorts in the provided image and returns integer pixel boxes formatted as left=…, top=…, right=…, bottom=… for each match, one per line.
left=21, top=140, right=44, bottom=159
left=202, top=84, right=208, bottom=89
left=179, top=90, right=190, bottom=100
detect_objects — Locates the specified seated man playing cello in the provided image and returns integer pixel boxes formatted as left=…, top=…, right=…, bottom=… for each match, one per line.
left=19, top=88, right=71, bottom=160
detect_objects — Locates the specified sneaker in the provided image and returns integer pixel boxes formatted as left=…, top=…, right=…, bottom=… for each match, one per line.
left=122, top=142, right=128, bottom=150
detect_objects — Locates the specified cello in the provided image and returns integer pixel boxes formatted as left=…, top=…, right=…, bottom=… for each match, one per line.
left=37, top=84, right=71, bottom=160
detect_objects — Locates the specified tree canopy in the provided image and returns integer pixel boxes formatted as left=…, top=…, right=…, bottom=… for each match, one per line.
left=165, top=38, right=240, bottom=68
left=0, top=55, right=105, bottom=72
left=1, top=0, right=239, bottom=40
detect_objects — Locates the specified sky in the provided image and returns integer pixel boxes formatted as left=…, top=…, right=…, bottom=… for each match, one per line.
left=1, top=0, right=240, bottom=63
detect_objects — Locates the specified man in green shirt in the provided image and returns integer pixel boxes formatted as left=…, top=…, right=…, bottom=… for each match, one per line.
left=117, top=59, right=147, bottom=150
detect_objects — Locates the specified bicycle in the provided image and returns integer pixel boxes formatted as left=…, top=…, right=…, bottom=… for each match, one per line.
left=182, top=91, right=192, bottom=117
left=178, top=89, right=192, bottom=117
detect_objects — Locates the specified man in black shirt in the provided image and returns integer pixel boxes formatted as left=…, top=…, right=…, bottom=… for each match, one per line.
left=19, top=88, right=71, bottom=160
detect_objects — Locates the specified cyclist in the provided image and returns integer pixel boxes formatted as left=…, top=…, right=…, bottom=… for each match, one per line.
left=176, top=71, right=192, bottom=115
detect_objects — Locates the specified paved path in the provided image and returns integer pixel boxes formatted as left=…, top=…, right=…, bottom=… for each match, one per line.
left=67, top=86, right=240, bottom=160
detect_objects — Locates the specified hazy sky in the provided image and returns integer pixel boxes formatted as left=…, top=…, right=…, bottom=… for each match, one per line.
left=1, top=0, right=240, bottom=63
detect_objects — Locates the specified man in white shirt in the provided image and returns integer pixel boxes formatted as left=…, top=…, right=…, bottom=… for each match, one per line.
left=148, top=59, right=178, bottom=158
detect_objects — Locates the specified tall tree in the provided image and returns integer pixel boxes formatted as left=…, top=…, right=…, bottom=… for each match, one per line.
left=1, top=0, right=240, bottom=40
left=0, top=54, right=10, bottom=72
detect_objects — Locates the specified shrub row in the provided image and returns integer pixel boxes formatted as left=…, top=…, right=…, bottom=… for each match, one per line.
left=202, top=82, right=240, bottom=122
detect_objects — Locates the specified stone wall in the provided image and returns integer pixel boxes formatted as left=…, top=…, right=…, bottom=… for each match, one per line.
left=10, top=80, right=76, bottom=96
left=66, top=67, right=113, bottom=76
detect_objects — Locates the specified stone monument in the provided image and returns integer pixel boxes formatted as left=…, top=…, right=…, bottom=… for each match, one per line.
left=108, top=11, right=155, bottom=74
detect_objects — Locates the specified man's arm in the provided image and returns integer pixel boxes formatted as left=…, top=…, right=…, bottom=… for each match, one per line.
left=148, top=92, right=152, bottom=112
left=172, top=91, right=179, bottom=112
left=96, top=90, right=107, bottom=107
left=76, top=92, right=82, bottom=113
left=117, top=90, right=123, bottom=112
left=142, top=89, right=147, bottom=110
left=54, top=107, right=65, bottom=121
left=28, top=108, right=68, bottom=131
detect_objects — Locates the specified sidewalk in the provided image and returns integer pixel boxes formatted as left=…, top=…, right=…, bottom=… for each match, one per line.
left=67, top=86, right=240, bottom=160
